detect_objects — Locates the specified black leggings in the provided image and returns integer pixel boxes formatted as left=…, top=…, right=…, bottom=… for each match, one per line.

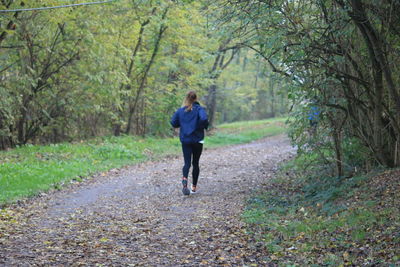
left=182, top=143, right=203, bottom=186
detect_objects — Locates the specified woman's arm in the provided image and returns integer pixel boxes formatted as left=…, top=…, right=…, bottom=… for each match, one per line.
left=198, top=107, right=209, bottom=130
left=170, top=110, right=180, bottom=128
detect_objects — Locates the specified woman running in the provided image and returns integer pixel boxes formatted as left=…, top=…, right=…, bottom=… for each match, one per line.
left=170, top=91, right=209, bottom=195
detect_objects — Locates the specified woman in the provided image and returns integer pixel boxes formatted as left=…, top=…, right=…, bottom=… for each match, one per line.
left=170, top=91, right=209, bottom=195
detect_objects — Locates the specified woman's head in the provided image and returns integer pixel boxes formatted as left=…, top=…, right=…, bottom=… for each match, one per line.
left=184, top=91, right=197, bottom=111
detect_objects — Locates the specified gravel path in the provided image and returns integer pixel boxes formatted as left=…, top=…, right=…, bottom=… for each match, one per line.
left=0, top=134, right=295, bottom=266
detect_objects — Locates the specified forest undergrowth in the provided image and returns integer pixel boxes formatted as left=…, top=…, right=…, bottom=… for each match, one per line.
left=244, top=155, right=400, bottom=266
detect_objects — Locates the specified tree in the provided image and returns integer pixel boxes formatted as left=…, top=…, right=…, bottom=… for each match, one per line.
left=221, top=0, right=400, bottom=172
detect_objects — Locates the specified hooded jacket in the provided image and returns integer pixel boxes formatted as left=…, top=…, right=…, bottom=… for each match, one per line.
left=170, top=102, right=209, bottom=144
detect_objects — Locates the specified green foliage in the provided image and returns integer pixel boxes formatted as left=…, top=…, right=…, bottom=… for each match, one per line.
left=0, top=0, right=287, bottom=148
left=216, top=51, right=290, bottom=124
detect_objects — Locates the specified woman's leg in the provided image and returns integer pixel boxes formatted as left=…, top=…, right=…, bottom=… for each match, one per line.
left=182, top=143, right=192, bottom=178
left=191, top=143, right=203, bottom=186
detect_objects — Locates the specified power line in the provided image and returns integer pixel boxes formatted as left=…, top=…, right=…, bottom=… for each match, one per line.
left=0, top=0, right=117, bottom=13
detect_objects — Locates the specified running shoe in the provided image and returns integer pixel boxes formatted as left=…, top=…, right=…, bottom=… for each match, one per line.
left=182, top=178, right=190, bottom=195
left=191, top=185, right=197, bottom=194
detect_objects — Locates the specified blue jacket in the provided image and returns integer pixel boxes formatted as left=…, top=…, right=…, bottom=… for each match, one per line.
left=308, top=106, right=320, bottom=121
left=170, top=102, right=209, bottom=144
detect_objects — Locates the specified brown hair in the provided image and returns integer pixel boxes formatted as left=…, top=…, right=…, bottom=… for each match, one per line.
left=184, top=91, right=197, bottom=112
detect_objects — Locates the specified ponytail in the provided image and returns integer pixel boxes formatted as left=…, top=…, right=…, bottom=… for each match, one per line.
left=184, top=91, right=197, bottom=112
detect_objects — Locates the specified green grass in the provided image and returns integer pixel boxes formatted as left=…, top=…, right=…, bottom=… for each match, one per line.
left=208, top=118, right=286, bottom=147
left=218, top=117, right=286, bottom=129
left=0, top=118, right=286, bottom=205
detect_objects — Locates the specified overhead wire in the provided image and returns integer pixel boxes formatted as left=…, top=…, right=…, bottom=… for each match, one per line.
left=0, top=0, right=117, bottom=13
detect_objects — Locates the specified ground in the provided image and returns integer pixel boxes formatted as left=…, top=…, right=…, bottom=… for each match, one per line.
left=0, top=135, right=294, bottom=266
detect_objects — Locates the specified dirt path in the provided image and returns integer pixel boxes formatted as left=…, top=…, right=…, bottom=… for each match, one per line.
left=0, top=135, right=294, bottom=266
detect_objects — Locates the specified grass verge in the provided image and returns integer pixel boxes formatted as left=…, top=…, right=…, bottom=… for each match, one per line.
left=243, top=159, right=400, bottom=266
left=0, top=118, right=286, bottom=205
left=207, top=117, right=286, bottom=147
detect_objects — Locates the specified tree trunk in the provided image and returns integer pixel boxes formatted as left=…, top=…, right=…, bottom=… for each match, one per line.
left=17, top=96, right=31, bottom=145
left=336, top=0, right=398, bottom=166
left=113, top=19, right=150, bottom=136
left=333, top=128, right=344, bottom=177
left=206, top=84, right=217, bottom=127
left=348, top=0, right=400, bottom=126
left=269, top=77, right=275, bottom=117
left=327, top=112, right=344, bottom=177
left=205, top=48, right=238, bottom=127
left=125, top=7, right=169, bottom=134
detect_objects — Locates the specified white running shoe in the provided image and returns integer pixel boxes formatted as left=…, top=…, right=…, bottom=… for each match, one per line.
left=190, top=185, right=198, bottom=194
